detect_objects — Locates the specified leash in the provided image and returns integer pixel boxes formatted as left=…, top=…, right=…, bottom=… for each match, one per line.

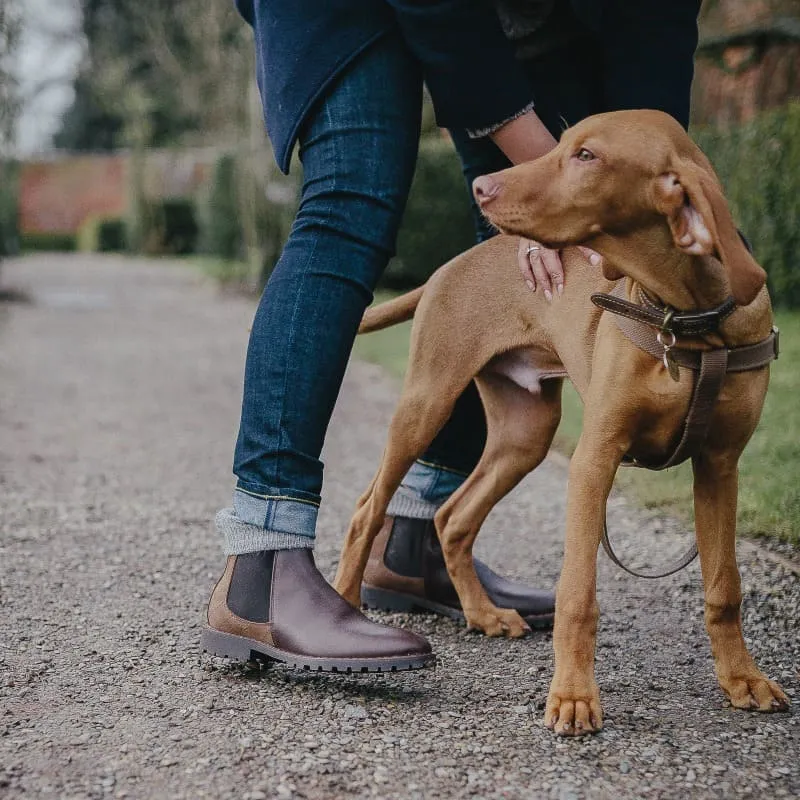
left=590, top=280, right=779, bottom=579
left=601, top=519, right=698, bottom=579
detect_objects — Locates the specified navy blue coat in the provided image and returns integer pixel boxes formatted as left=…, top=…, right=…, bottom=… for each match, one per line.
left=236, top=1, right=534, bottom=173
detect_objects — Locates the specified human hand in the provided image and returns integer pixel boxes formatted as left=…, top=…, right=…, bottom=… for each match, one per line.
left=517, top=240, right=603, bottom=300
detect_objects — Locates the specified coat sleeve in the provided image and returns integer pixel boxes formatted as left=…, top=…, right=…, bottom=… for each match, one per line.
left=385, top=0, right=535, bottom=132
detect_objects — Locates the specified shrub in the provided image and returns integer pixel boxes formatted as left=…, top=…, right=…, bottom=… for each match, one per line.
left=159, top=199, right=199, bottom=255
left=97, top=218, right=127, bottom=252
left=254, top=177, right=298, bottom=286
left=693, top=101, right=800, bottom=308
left=134, top=198, right=199, bottom=256
left=77, top=214, right=127, bottom=252
left=199, top=152, right=243, bottom=261
left=20, top=233, right=76, bottom=252
left=382, top=136, right=475, bottom=288
left=195, top=149, right=300, bottom=287
left=0, top=160, right=19, bottom=256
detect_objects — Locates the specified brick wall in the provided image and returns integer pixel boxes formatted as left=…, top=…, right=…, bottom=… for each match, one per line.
left=693, top=0, right=800, bottom=125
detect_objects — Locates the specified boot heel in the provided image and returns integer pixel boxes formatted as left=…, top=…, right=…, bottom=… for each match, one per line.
left=201, top=628, right=272, bottom=666
left=361, top=585, right=418, bottom=613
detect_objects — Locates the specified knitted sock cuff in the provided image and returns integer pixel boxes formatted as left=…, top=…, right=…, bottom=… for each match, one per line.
left=215, top=508, right=314, bottom=554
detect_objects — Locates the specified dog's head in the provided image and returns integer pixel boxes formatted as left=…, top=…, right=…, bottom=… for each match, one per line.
left=474, top=109, right=766, bottom=306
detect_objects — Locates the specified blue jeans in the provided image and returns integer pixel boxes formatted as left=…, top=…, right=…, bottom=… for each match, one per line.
left=227, top=32, right=466, bottom=547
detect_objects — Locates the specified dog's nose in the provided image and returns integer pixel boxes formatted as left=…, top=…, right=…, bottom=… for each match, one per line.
left=473, top=175, right=501, bottom=206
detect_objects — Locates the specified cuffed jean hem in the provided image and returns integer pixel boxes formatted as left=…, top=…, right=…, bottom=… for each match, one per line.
left=386, top=460, right=467, bottom=520
left=215, top=487, right=319, bottom=553
left=216, top=508, right=315, bottom=554
left=233, top=486, right=318, bottom=536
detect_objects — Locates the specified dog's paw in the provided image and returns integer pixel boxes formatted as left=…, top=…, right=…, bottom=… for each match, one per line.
left=545, top=686, right=603, bottom=736
left=332, top=578, right=361, bottom=609
left=720, top=673, right=790, bottom=712
left=466, top=607, right=531, bottom=638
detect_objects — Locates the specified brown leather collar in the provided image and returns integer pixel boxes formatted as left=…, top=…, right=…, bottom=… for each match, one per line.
left=591, top=285, right=737, bottom=336
left=594, top=280, right=778, bottom=378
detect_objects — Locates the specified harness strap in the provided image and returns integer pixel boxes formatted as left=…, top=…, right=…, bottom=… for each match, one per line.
left=627, top=347, right=729, bottom=471
left=592, top=280, right=778, bottom=579
left=612, top=311, right=779, bottom=374
left=599, top=348, right=728, bottom=579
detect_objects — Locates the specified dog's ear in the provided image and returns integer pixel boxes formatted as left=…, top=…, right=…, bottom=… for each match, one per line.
left=652, top=160, right=767, bottom=306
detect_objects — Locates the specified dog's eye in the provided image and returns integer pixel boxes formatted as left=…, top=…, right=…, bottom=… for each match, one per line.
left=575, top=148, right=596, bottom=162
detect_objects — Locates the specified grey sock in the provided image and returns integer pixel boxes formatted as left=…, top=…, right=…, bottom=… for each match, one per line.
left=386, top=486, right=438, bottom=521
left=216, top=507, right=314, bottom=554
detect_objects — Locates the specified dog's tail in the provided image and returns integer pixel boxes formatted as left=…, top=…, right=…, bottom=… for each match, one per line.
left=359, top=286, right=425, bottom=334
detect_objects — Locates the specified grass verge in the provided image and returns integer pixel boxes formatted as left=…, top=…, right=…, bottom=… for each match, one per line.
left=353, top=291, right=799, bottom=545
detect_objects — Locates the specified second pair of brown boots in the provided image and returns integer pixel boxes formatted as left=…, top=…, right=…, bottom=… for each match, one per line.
left=201, top=516, right=555, bottom=672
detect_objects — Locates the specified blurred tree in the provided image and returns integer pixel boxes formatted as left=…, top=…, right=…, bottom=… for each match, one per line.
left=54, top=0, right=252, bottom=151
left=0, top=0, right=22, bottom=258
left=52, top=73, right=122, bottom=152
left=0, top=0, right=21, bottom=150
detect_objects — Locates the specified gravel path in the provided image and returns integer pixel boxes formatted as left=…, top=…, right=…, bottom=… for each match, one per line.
left=1, top=255, right=797, bottom=800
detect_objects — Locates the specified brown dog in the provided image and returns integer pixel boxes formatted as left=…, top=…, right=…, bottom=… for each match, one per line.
left=333, top=110, right=788, bottom=735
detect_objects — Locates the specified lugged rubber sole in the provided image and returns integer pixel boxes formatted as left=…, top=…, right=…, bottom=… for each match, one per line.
left=361, top=584, right=554, bottom=629
left=201, top=627, right=435, bottom=673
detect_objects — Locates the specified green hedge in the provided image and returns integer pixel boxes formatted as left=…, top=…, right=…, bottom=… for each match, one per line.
left=196, top=150, right=299, bottom=287
left=253, top=176, right=298, bottom=286
left=693, top=101, right=800, bottom=308
left=381, top=136, right=475, bottom=288
left=0, top=160, right=19, bottom=256
left=199, top=152, right=242, bottom=261
left=132, top=198, right=198, bottom=256
left=20, top=232, right=77, bottom=252
left=77, top=214, right=127, bottom=252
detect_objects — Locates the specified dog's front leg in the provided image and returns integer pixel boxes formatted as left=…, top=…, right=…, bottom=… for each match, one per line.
left=546, top=433, right=622, bottom=737
left=692, top=453, right=789, bottom=712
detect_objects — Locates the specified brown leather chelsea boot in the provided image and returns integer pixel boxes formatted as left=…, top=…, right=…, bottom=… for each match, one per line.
left=202, top=548, right=434, bottom=672
left=361, top=516, right=554, bottom=629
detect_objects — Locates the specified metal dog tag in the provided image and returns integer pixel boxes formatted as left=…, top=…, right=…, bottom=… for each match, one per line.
left=663, top=350, right=680, bottom=382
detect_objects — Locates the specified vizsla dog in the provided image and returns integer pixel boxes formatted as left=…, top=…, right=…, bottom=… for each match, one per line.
left=333, top=110, right=788, bottom=735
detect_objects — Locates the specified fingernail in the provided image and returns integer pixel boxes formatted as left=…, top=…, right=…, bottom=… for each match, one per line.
left=526, top=280, right=535, bottom=291
left=544, top=289, right=553, bottom=302
left=557, top=283, right=563, bottom=296
left=590, top=253, right=601, bottom=266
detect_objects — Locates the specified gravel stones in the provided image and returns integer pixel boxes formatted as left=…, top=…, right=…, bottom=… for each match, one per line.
left=0, top=255, right=797, bottom=799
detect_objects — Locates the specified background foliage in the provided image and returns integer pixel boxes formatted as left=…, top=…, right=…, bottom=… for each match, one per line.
left=17, top=1, right=800, bottom=304
left=693, top=101, right=800, bottom=309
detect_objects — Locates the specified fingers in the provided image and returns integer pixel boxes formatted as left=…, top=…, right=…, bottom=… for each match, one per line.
left=538, top=247, right=563, bottom=300
left=578, top=246, right=602, bottom=268
left=517, top=238, right=536, bottom=289
left=518, top=239, right=564, bottom=301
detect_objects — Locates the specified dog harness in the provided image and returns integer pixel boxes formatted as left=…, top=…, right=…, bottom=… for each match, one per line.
left=589, top=280, right=779, bottom=578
